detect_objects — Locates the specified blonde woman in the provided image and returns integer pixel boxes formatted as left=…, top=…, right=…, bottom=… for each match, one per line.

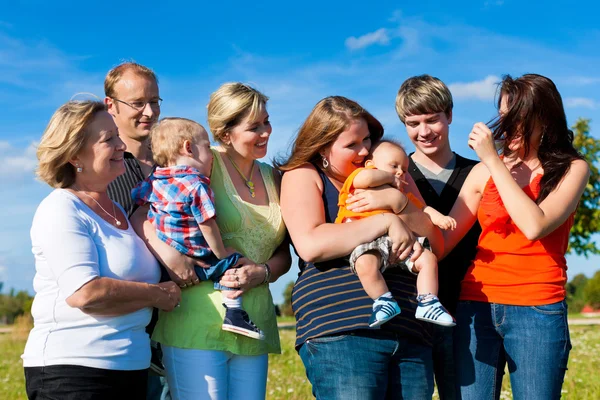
left=22, top=101, right=180, bottom=400
left=136, top=83, right=290, bottom=399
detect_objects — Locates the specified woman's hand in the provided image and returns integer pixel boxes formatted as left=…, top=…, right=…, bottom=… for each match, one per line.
left=468, top=122, right=499, bottom=166
left=385, top=215, right=418, bottom=263
left=218, top=258, right=267, bottom=299
left=154, top=282, right=182, bottom=312
left=346, top=186, right=406, bottom=214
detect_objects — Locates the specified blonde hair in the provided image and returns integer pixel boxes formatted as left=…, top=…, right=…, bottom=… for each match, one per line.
left=151, top=118, right=207, bottom=167
left=36, top=100, right=106, bottom=188
left=104, top=61, right=158, bottom=98
left=276, top=96, right=384, bottom=172
left=366, top=138, right=405, bottom=161
left=395, top=74, right=453, bottom=123
left=207, top=82, right=269, bottom=144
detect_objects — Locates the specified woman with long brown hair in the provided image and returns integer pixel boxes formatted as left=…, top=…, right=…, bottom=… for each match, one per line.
left=444, top=74, right=589, bottom=399
left=279, top=96, right=443, bottom=399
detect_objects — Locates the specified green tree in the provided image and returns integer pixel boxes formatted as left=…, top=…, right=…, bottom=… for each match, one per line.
left=570, top=118, right=600, bottom=256
left=281, top=281, right=295, bottom=316
left=583, top=270, right=600, bottom=309
left=566, top=273, right=588, bottom=313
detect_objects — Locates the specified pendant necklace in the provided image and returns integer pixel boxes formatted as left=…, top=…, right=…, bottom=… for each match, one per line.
left=72, top=185, right=122, bottom=226
left=226, top=154, right=256, bottom=198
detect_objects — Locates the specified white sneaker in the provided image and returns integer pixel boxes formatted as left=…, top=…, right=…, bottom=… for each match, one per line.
left=415, top=298, right=456, bottom=327
left=368, top=297, right=401, bottom=328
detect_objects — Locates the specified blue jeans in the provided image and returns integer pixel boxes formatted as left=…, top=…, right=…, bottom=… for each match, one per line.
left=455, top=300, right=571, bottom=400
left=299, top=330, right=433, bottom=400
left=195, top=252, right=241, bottom=291
left=432, top=324, right=459, bottom=400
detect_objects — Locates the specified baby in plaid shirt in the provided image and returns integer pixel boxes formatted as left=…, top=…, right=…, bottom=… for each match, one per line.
left=132, top=118, right=264, bottom=340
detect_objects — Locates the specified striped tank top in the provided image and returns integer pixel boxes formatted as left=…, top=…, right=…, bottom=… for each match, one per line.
left=292, top=166, right=432, bottom=349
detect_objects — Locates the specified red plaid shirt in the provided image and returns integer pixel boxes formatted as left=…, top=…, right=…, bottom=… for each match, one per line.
left=132, top=166, right=216, bottom=257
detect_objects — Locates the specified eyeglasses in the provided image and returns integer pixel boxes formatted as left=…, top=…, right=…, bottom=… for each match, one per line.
left=111, top=97, right=163, bottom=111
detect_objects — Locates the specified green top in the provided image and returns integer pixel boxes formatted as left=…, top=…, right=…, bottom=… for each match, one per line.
left=152, top=148, right=287, bottom=355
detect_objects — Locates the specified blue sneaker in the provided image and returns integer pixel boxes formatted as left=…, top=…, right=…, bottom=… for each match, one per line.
left=368, top=297, right=401, bottom=328
left=222, top=304, right=265, bottom=340
left=415, top=298, right=456, bottom=327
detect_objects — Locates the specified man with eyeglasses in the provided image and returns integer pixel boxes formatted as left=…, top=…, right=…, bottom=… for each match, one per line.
left=105, top=62, right=162, bottom=216
left=104, top=62, right=170, bottom=400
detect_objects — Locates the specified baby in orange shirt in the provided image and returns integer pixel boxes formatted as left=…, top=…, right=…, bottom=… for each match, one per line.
left=336, top=140, right=456, bottom=327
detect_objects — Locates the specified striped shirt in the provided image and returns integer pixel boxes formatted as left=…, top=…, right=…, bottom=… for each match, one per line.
left=107, top=152, right=151, bottom=217
left=291, top=166, right=432, bottom=349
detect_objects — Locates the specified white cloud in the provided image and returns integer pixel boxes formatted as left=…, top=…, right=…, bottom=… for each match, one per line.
left=345, top=28, right=390, bottom=50
left=565, top=76, right=600, bottom=86
left=564, top=97, right=598, bottom=109
left=0, top=140, right=38, bottom=180
left=449, top=75, right=500, bottom=101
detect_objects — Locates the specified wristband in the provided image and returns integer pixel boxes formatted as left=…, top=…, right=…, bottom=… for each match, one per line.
left=261, top=263, right=272, bottom=284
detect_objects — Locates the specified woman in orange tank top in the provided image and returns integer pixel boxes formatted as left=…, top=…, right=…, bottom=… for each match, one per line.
left=442, top=74, right=589, bottom=400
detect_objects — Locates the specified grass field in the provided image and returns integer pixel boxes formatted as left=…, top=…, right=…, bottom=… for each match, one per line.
left=2, top=325, right=599, bottom=399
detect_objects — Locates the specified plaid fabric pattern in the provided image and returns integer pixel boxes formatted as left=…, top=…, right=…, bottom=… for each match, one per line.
left=132, top=165, right=216, bottom=257
left=349, top=236, right=430, bottom=275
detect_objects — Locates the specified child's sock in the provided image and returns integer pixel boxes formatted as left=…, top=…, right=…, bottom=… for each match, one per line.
left=222, top=292, right=242, bottom=309
left=416, top=293, right=437, bottom=302
left=375, top=291, right=393, bottom=305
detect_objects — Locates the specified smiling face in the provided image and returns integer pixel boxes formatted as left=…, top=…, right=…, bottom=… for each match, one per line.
left=72, top=111, right=126, bottom=186
left=404, top=111, right=451, bottom=159
left=225, top=106, right=272, bottom=161
left=106, top=71, right=160, bottom=143
left=321, top=118, right=372, bottom=183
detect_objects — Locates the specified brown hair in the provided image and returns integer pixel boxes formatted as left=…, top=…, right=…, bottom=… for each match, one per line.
left=489, top=74, right=583, bottom=202
left=395, top=74, right=453, bottom=123
left=207, top=82, right=269, bottom=144
left=151, top=118, right=207, bottom=167
left=276, top=96, right=384, bottom=171
left=104, top=62, right=158, bottom=98
left=36, top=101, right=107, bottom=188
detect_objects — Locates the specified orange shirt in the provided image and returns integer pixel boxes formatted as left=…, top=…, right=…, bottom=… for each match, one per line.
left=460, top=174, right=573, bottom=306
left=335, top=167, right=424, bottom=224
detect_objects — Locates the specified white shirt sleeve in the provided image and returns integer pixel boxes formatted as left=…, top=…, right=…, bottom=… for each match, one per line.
left=31, top=193, right=100, bottom=298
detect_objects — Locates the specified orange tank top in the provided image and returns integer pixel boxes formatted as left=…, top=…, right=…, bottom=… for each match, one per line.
left=460, top=174, right=573, bottom=306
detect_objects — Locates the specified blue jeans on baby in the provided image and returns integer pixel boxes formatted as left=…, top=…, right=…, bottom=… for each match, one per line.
left=455, top=300, right=571, bottom=400
left=194, top=252, right=242, bottom=291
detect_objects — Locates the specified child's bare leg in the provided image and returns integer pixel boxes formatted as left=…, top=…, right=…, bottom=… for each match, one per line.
left=412, top=249, right=456, bottom=327
left=412, top=249, right=439, bottom=297
left=354, top=250, right=401, bottom=328
left=355, top=251, right=389, bottom=300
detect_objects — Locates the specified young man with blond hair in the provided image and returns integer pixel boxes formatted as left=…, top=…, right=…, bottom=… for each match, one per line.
left=396, top=74, right=481, bottom=400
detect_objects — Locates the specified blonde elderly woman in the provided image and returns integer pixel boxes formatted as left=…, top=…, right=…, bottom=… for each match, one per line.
left=134, top=83, right=290, bottom=400
left=22, top=100, right=181, bottom=400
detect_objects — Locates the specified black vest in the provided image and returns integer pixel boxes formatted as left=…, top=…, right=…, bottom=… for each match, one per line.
left=408, top=153, right=482, bottom=314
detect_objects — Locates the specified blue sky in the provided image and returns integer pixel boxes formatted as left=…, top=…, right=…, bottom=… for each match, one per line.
left=1, top=1, right=599, bottom=303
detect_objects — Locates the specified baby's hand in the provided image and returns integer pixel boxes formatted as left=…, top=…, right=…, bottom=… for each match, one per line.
left=433, top=215, right=457, bottom=231
left=393, top=173, right=404, bottom=191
